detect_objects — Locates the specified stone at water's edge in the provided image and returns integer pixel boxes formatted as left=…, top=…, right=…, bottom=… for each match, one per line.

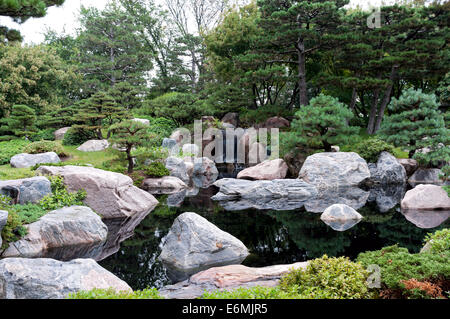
left=397, top=158, right=418, bottom=177
left=0, top=176, right=51, bottom=205
left=54, top=127, right=71, bottom=140
left=1, top=206, right=108, bottom=260
left=369, top=152, right=406, bottom=185
left=36, top=165, right=159, bottom=219
left=192, top=157, right=219, bottom=188
left=10, top=152, right=60, bottom=168
left=165, top=156, right=190, bottom=184
left=159, top=262, right=308, bottom=299
left=320, top=204, right=363, bottom=232
left=299, top=152, right=370, bottom=188
left=212, top=178, right=318, bottom=202
left=408, top=168, right=447, bottom=188
left=142, top=176, right=187, bottom=194
left=237, top=159, right=288, bottom=180
left=401, top=184, right=450, bottom=210
left=76, top=139, right=110, bottom=152
left=0, top=258, right=132, bottom=299
left=0, top=210, right=7, bottom=249
left=159, top=212, right=249, bottom=282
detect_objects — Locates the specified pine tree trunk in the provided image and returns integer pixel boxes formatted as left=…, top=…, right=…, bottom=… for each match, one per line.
left=127, top=147, right=134, bottom=174
left=373, top=65, right=399, bottom=133
left=367, top=89, right=380, bottom=135
left=297, top=37, right=308, bottom=107
left=350, top=88, right=357, bottom=111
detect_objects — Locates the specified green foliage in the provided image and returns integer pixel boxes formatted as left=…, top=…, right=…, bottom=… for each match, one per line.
left=379, top=89, right=449, bottom=166
left=278, top=255, right=372, bottom=299
left=423, top=229, right=450, bottom=255
left=38, top=176, right=86, bottom=211
left=342, top=137, right=397, bottom=163
left=143, top=161, right=169, bottom=178
left=356, top=245, right=450, bottom=291
left=201, top=286, right=298, bottom=299
left=30, top=128, right=56, bottom=142
left=443, top=186, right=450, bottom=197
left=152, top=202, right=178, bottom=218
left=67, top=288, right=164, bottom=299
left=62, top=127, right=97, bottom=146
left=0, top=139, right=30, bottom=165
left=22, top=140, right=68, bottom=157
left=0, top=104, right=37, bottom=138
left=291, top=94, right=359, bottom=151
left=240, top=105, right=294, bottom=127
left=439, top=165, right=449, bottom=183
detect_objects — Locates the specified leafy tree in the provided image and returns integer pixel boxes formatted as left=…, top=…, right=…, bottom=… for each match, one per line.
left=108, top=120, right=151, bottom=173
left=378, top=88, right=449, bottom=166
left=0, top=0, right=65, bottom=43
left=291, top=94, right=359, bottom=151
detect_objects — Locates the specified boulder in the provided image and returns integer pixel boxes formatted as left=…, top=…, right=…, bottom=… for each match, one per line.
left=331, top=146, right=340, bottom=152
left=159, top=212, right=249, bottom=282
left=170, top=129, right=189, bottom=144
left=0, top=258, right=132, bottom=299
left=165, top=157, right=190, bottom=184
left=298, top=152, right=370, bottom=188
left=132, top=118, right=150, bottom=125
left=368, top=184, right=406, bottom=213
left=76, top=139, right=109, bottom=152
left=10, top=152, right=61, bottom=168
left=54, top=127, right=71, bottom=140
left=221, top=112, right=239, bottom=127
left=283, top=148, right=310, bottom=177
left=258, top=116, right=290, bottom=129
left=397, top=158, right=418, bottom=177
left=1, top=206, right=108, bottom=260
left=401, top=184, right=450, bottom=210
left=36, top=165, right=158, bottom=219
left=237, top=159, right=288, bottom=180
left=320, top=204, right=363, bottom=231
left=211, top=178, right=318, bottom=202
left=162, top=138, right=179, bottom=156
left=159, top=262, right=308, bottom=299
left=182, top=143, right=200, bottom=157
left=408, top=168, right=447, bottom=187
left=369, top=152, right=406, bottom=185
left=142, top=176, right=187, bottom=194
left=192, top=157, right=219, bottom=188
left=0, top=210, right=7, bottom=249
left=0, top=176, right=51, bottom=205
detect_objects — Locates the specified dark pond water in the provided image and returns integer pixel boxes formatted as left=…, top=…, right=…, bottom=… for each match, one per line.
left=99, top=183, right=450, bottom=291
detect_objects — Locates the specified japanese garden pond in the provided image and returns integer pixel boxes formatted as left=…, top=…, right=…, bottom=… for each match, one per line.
left=98, top=183, right=450, bottom=291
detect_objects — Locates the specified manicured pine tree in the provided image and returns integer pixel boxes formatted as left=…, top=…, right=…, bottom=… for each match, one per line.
left=378, top=88, right=449, bottom=167
left=4, top=104, right=37, bottom=138
left=108, top=120, right=150, bottom=173
left=291, top=94, right=359, bottom=152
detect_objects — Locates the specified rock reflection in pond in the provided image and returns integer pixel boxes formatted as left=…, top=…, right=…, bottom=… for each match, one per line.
left=401, top=209, right=450, bottom=229
left=216, top=198, right=306, bottom=211
left=304, top=186, right=370, bottom=213
left=368, top=183, right=406, bottom=213
left=321, top=219, right=362, bottom=232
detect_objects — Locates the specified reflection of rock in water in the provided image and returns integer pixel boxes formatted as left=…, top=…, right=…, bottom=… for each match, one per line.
left=368, top=183, right=406, bottom=213
left=217, top=198, right=306, bottom=211
left=192, top=173, right=218, bottom=188
left=321, top=219, right=362, bottom=232
left=167, top=190, right=187, bottom=207
left=401, top=209, right=450, bottom=229
left=304, top=186, right=370, bottom=213
left=97, top=209, right=153, bottom=261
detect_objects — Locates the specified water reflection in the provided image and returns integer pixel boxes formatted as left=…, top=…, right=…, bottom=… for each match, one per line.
left=401, top=209, right=450, bottom=229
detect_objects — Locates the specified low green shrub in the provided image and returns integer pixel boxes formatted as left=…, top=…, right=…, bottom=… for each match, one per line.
left=39, top=176, right=86, bottom=211
left=0, top=139, right=30, bottom=165
left=342, top=137, right=396, bottom=163
left=356, top=245, right=450, bottom=293
left=30, top=128, right=56, bottom=142
left=62, top=128, right=97, bottom=146
left=67, top=288, right=164, bottom=299
left=201, top=286, right=298, bottom=299
left=279, top=255, right=373, bottom=299
left=22, top=140, right=68, bottom=157
left=240, top=105, right=294, bottom=127
left=443, top=186, right=450, bottom=197
left=423, top=229, right=450, bottom=254
left=143, top=161, right=170, bottom=178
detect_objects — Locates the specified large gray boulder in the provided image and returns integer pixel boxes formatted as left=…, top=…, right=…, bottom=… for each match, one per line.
left=237, top=159, right=288, bottom=180
left=0, top=176, right=51, bottom=205
left=165, top=156, right=190, bottom=184
left=1, top=206, right=107, bottom=260
left=10, top=152, right=60, bottom=168
left=36, top=165, right=158, bottom=219
left=142, top=176, right=187, bottom=194
left=408, top=168, right=448, bottom=187
left=211, top=178, right=318, bottom=202
left=162, top=138, right=179, bottom=156
left=401, top=184, right=450, bottom=210
left=397, top=158, right=418, bottom=177
left=320, top=204, right=363, bottom=231
left=0, top=258, right=132, bottom=299
left=369, top=152, right=406, bottom=185
left=54, top=127, right=71, bottom=140
left=0, top=210, right=7, bottom=249
left=159, top=262, right=308, bottom=299
left=76, top=139, right=109, bottom=152
left=192, top=157, right=219, bottom=188
left=159, top=212, right=249, bottom=282
left=299, top=152, right=370, bottom=188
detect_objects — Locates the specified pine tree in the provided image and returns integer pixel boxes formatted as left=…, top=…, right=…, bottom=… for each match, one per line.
left=291, top=94, right=359, bottom=151
left=3, top=104, right=37, bottom=138
left=378, top=88, right=449, bottom=167
left=108, top=120, right=150, bottom=173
